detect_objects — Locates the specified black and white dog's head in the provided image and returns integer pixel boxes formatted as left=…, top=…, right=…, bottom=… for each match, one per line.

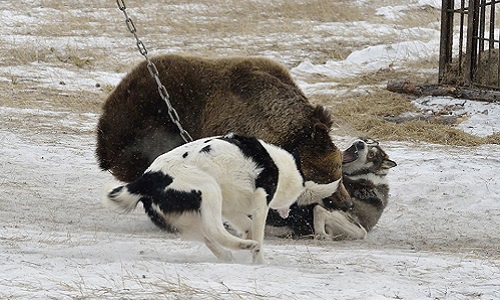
left=342, top=138, right=397, bottom=178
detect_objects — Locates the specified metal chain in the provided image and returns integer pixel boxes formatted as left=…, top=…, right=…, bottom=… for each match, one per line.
left=116, top=0, right=193, bottom=143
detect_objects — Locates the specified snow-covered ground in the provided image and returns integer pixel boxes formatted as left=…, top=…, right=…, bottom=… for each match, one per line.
left=1, top=0, right=499, bottom=299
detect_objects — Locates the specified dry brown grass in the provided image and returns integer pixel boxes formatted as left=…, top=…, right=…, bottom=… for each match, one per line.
left=143, top=0, right=365, bottom=34
left=1, top=81, right=102, bottom=113
left=1, top=0, right=497, bottom=146
left=274, top=0, right=365, bottom=22
left=392, top=5, right=442, bottom=28
left=315, top=87, right=498, bottom=146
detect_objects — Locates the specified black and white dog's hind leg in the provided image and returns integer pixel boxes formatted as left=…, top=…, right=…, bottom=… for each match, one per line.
left=196, top=180, right=260, bottom=259
left=104, top=174, right=259, bottom=262
left=223, top=188, right=282, bottom=264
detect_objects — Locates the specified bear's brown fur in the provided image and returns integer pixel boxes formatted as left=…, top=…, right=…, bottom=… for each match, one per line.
left=96, top=54, right=348, bottom=200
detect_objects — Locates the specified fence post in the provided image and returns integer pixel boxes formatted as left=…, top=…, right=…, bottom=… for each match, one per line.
left=464, top=0, right=479, bottom=86
left=439, top=0, right=454, bottom=83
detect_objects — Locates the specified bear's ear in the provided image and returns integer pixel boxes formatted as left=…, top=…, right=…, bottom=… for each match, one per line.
left=311, top=123, right=329, bottom=139
left=311, top=123, right=335, bottom=152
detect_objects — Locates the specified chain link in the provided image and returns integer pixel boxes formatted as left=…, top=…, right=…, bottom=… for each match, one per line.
left=116, top=0, right=193, bottom=143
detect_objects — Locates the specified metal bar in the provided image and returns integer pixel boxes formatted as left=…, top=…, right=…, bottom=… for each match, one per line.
left=477, top=0, right=487, bottom=82
left=439, top=0, right=455, bottom=83
left=465, top=0, right=479, bottom=86
left=458, top=0, right=466, bottom=80
left=492, top=1, right=500, bottom=87
left=489, top=0, right=496, bottom=50
left=476, top=37, right=500, bottom=42
left=479, top=0, right=486, bottom=53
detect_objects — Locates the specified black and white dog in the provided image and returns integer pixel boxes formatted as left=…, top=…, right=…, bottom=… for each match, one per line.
left=267, top=138, right=397, bottom=240
left=104, top=133, right=340, bottom=263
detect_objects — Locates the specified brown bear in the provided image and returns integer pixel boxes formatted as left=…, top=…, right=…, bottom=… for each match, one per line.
left=96, top=54, right=349, bottom=212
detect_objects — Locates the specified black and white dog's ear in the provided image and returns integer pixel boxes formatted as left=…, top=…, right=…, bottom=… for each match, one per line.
left=223, top=132, right=237, bottom=139
left=291, top=148, right=302, bottom=170
left=290, top=148, right=306, bottom=184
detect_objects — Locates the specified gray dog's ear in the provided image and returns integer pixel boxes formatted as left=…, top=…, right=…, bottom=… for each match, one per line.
left=382, top=159, right=397, bottom=169
left=361, top=137, right=379, bottom=146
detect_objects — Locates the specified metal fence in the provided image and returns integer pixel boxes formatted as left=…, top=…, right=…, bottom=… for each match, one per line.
left=439, top=0, right=500, bottom=89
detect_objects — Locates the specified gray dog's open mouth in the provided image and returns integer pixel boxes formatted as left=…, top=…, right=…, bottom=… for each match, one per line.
left=342, top=144, right=359, bottom=164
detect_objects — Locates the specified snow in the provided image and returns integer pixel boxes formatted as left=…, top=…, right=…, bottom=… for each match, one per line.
left=2, top=127, right=499, bottom=299
left=376, top=0, right=442, bottom=20
left=413, top=96, right=500, bottom=137
left=293, top=39, right=439, bottom=79
left=0, top=62, right=123, bottom=91
left=1, top=0, right=499, bottom=299
left=291, top=27, right=441, bottom=94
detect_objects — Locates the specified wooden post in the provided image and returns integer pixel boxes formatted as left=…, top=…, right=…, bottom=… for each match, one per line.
left=439, top=0, right=454, bottom=83
left=464, top=0, right=479, bottom=86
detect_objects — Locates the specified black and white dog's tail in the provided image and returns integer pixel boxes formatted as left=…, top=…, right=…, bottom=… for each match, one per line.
left=103, top=184, right=143, bottom=213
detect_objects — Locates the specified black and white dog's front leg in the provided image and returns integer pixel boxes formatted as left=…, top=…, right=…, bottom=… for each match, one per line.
left=250, top=188, right=270, bottom=264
